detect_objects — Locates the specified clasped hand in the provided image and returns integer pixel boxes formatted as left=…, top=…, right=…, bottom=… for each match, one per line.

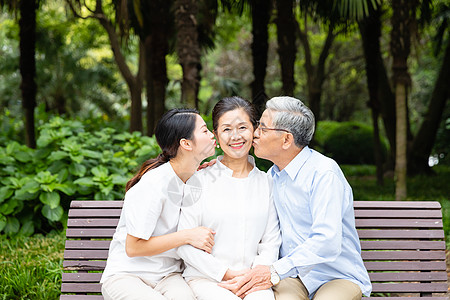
left=218, top=265, right=272, bottom=299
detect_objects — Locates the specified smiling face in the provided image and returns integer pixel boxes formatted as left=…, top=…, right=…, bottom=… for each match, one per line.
left=192, top=114, right=216, bottom=162
left=215, top=108, right=254, bottom=160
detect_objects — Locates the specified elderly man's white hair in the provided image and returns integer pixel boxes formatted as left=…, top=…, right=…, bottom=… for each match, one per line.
left=266, top=96, right=315, bottom=148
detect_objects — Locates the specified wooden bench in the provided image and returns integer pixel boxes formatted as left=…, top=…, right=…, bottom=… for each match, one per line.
left=60, top=200, right=448, bottom=299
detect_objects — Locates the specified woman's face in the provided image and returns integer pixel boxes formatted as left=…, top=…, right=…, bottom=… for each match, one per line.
left=215, top=108, right=254, bottom=160
left=192, top=114, right=216, bottom=161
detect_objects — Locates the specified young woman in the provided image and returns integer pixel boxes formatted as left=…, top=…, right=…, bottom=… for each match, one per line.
left=177, top=97, right=281, bottom=300
left=101, top=108, right=217, bottom=300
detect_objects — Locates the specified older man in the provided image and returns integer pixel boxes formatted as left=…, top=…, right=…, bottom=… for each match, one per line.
left=219, top=96, right=372, bottom=300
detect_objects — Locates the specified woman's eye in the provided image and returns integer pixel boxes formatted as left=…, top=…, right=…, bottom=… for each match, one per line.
left=223, top=128, right=230, bottom=132
left=239, top=126, right=247, bottom=130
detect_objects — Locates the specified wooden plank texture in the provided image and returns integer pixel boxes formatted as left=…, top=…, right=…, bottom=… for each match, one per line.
left=61, top=200, right=448, bottom=299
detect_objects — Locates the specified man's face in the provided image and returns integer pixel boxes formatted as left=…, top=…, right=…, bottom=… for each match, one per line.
left=253, top=109, right=284, bottom=162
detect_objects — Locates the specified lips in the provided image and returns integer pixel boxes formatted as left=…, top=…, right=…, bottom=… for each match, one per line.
left=229, top=142, right=245, bottom=149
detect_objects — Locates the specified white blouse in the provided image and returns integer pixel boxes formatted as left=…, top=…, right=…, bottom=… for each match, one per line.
left=101, top=162, right=186, bottom=284
left=177, top=156, right=281, bottom=282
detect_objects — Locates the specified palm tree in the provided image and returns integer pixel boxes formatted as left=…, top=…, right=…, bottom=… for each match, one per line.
left=1, top=0, right=38, bottom=148
left=174, top=0, right=201, bottom=109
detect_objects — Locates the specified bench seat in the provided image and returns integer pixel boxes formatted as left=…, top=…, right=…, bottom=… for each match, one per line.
left=60, top=200, right=448, bottom=299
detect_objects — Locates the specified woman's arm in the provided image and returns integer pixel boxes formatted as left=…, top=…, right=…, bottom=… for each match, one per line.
left=126, top=226, right=215, bottom=257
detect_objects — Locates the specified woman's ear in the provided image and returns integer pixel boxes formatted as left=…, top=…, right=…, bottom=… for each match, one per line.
left=179, top=138, right=193, bottom=151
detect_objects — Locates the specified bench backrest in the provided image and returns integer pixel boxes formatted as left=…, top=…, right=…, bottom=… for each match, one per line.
left=61, top=200, right=448, bottom=299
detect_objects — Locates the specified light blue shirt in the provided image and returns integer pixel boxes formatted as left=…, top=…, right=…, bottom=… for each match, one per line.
left=270, top=146, right=372, bottom=298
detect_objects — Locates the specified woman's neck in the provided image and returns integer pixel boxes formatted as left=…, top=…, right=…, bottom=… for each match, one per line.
left=221, top=155, right=253, bottom=178
left=169, top=154, right=199, bottom=183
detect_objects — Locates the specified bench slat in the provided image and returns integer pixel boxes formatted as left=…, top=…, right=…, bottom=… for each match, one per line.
left=67, top=219, right=119, bottom=227
left=61, top=283, right=102, bottom=293
left=354, top=201, right=442, bottom=209
left=355, top=210, right=442, bottom=218
left=62, top=273, right=102, bottom=282
left=364, top=261, right=447, bottom=271
left=365, top=298, right=448, bottom=300
left=66, top=229, right=116, bottom=238
left=70, top=201, right=123, bottom=208
left=64, top=250, right=109, bottom=260
left=63, top=261, right=106, bottom=271
left=369, top=271, right=448, bottom=282
left=65, top=240, right=111, bottom=250
left=371, top=282, right=448, bottom=293
left=68, top=209, right=122, bottom=218
left=362, top=250, right=446, bottom=260
left=60, top=296, right=104, bottom=299
left=360, top=240, right=446, bottom=250
left=357, top=229, right=445, bottom=239
left=356, top=219, right=443, bottom=228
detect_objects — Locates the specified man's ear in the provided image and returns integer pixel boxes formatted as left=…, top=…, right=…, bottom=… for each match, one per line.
left=281, top=133, right=294, bottom=150
left=180, top=139, right=193, bottom=151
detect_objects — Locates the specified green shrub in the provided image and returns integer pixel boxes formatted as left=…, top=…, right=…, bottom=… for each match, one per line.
left=0, top=116, right=160, bottom=236
left=314, top=121, right=342, bottom=152
left=323, top=122, right=388, bottom=165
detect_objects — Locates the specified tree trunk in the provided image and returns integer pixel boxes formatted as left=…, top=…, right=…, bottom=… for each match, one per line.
left=296, top=18, right=335, bottom=123
left=19, top=0, right=37, bottom=148
left=175, top=0, right=201, bottom=109
left=129, top=42, right=144, bottom=133
left=391, top=0, right=416, bottom=200
left=408, top=37, right=450, bottom=174
left=275, top=0, right=296, bottom=96
left=249, top=0, right=271, bottom=116
left=145, top=34, right=168, bottom=136
left=358, top=6, right=385, bottom=185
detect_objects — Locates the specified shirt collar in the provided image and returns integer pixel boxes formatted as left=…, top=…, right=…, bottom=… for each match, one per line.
left=270, top=146, right=312, bottom=180
left=216, top=155, right=257, bottom=177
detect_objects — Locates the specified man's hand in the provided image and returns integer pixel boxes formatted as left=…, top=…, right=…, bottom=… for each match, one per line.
left=218, top=265, right=272, bottom=297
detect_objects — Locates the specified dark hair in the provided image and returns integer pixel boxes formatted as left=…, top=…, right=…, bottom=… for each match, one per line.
left=212, top=96, right=257, bottom=131
left=125, top=108, right=199, bottom=191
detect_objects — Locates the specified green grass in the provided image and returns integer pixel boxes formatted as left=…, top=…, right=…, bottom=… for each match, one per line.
left=1, top=164, right=448, bottom=299
left=0, top=232, right=64, bottom=300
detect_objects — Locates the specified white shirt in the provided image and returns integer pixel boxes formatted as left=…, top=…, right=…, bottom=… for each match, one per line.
left=177, top=156, right=281, bottom=282
left=101, top=162, right=186, bottom=284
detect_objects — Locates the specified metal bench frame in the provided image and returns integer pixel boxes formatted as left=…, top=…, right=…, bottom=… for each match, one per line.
left=60, top=200, right=449, bottom=299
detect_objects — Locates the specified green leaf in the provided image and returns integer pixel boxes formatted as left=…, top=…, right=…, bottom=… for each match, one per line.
left=40, top=191, right=60, bottom=209
left=81, top=149, right=102, bottom=159
left=14, top=189, right=38, bottom=201
left=49, top=151, right=69, bottom=161
left=37, top=132, right=53, bottom=147
left=4, top=216, right=20, bottom=235
left=92, top=166, right=108, bottom=177
left=74, top=177, right=95, bottom=187
left=54, top=183, right=76, bottom=195
left=0, top=201, right=17, bottom=215
left=112, top=175, right=128, bottom=186
left=13, top=150, right=33, bottom=163
left=0, top=155, right=15, bottom=165
left=69, top=163, right=87, bottom=177
left=21, top=180, right=40, bottom=194
left=41, top=205, right=63, bottom=222
left=18, top=220, right=34, bottom=236
left=0, top=215, right=6, bottom=232
left=0, top=187, right=14, bottom=203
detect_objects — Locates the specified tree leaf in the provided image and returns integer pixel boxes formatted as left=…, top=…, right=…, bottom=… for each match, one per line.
left=54, top=183, right=76, bottom=196
left=41, top=205, right=63, bottom=222
left=39, top=191, right=60, bottom=209
left=91, top=166, right=108, bottom=177
left=14, top=150, right=33, bottom=163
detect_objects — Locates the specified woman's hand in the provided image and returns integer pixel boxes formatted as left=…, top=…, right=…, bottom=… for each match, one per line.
left=197, top=159, right=217, bottom=171
left=222, top=268, right=251, bottom=281
left=186, top=226, right=215, bottom=253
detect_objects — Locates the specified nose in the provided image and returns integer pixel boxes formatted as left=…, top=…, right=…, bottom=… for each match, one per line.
left=254, top=127, right=260, bottom=139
